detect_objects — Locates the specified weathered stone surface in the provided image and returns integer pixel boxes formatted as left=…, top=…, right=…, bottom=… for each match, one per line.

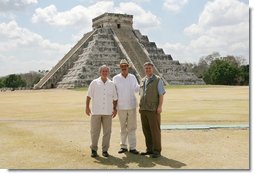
left=57, top=28, right=122, bottom=88
left=133, top=30, right=205, bottom=85
left=34, top=30, right=96, bottom=89
left=34, top=12, right=205, bottom=89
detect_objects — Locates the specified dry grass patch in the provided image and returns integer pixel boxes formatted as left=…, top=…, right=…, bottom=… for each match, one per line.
left=0, top=85, right=249, bottom=169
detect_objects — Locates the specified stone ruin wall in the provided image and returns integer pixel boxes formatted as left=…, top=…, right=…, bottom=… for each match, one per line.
left=92, top=13, right=133, bottom=29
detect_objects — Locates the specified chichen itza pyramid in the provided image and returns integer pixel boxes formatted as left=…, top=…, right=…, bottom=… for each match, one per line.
left=34, top=13, right=205, bottom=89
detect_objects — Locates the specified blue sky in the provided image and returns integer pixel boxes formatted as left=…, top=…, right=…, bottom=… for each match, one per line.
left=0, top=0, right=250, bottom=76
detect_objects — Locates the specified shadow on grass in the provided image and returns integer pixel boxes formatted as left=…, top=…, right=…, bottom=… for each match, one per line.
left=93, top=152, right=186, bottom=169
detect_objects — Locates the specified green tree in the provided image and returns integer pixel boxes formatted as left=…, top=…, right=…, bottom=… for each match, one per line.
left=204, top=59, right=239, bottom=85
left=194, top=53, right=248, bottom=85
left=192, top=52, right=220, bottom=79
left=238, top=65, right=249, bottom=85
left=0, top=78, right=4, bottom=88
left=3, top=74, right=26, bottom=89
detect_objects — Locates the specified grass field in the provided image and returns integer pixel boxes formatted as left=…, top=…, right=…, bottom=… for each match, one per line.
left=0, top=85, right=249, bottom=169
left=0, top=85, right=249, bottom=124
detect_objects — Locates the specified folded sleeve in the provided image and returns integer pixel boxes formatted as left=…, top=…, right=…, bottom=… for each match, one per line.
left=133, top=76, right=140, bottom=93
left=113, top=84, right=118, bottom=101
left=157, top=79, right=166, bottom=96
left=87, top=81, right=94, bottom=98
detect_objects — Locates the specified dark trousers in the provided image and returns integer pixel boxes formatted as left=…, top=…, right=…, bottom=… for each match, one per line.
left=140, top=110, right=161, bottom=154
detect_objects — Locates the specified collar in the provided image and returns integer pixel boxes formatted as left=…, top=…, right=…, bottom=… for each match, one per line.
left=144, top=74, right=156, bottom=86
left=99, top=77, right=109, bottom=83
left=145, top=74, right=155, bottom=81
left=120, top=73, right=129, bottom=78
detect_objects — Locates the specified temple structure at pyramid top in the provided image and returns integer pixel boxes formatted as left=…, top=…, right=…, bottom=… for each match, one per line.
left=34, top=13, right=204, bottom=89
left=92, top=13, right=133, bottom=29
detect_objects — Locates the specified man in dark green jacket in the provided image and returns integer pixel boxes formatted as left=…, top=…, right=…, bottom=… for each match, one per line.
left=139, top=62, right=166, bottom=158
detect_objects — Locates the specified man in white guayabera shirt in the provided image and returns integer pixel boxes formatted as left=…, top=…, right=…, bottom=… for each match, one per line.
left=113, top=59, right=140, bottom=155
left=86, top=65, right=118, bottom=158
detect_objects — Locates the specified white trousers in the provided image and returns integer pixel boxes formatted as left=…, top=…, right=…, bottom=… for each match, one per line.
left=118, top=109, right=137, bottom=150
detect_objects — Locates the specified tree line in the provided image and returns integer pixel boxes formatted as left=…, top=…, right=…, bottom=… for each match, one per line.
left=0, top=70, right=47, bottom=90
left=0, top=53, right=249, bottom=90
left=185, top=52, right=249, bottom=85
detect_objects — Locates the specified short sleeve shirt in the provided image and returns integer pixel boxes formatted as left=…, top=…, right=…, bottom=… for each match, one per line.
left=87, top=77, right=118, bottom=115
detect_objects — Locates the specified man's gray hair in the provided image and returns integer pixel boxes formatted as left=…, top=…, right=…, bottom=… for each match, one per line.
left=99, top=65, right=110, bottom=73
left=143, top=62, right=154, bottom=67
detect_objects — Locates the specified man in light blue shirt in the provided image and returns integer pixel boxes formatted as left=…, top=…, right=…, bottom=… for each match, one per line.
left=144, top=75, right=165, bottom=96
left=139, top=62, right=166, bottom=158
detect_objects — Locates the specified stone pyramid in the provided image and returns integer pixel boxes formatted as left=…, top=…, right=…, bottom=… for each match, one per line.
left=34, top=13, right=204, bottom=89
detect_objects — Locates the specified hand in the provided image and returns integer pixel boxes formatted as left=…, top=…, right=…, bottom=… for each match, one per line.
left=157, top=107, right=162, bottom=114
left=86, top=107, right=91, bottom=116
left=112, top=108, right=117, bottom=118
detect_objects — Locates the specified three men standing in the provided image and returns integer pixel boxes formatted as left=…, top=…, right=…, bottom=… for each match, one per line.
left=113, top=59, right=140, bottom=154
left=86, top=60, right=165, bottom=158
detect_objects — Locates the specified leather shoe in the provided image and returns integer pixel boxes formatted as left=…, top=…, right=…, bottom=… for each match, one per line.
left=129, top=149, right=139, bottom=154
left=140, top=151, right=153, bottom=155
left=151, top=153, right=161, bottom=158
left=102, top=151, right=109, bottom=157
left=118, top=148, right=128, bottom=154
left=91, top=150, right=98, bottom=158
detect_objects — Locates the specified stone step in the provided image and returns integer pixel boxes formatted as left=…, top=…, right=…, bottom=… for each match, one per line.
left=34, top=30, right=96, bottom=89
left=112, top=28, right=161, bottom=79
left=57, top=28, right=122, bottom=88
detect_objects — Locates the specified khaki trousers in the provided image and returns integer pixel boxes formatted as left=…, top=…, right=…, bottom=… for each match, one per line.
left=90, top=115, right=112, bottom=152
left=140, top=110, right=161, bottom=154
left=118, top=109, right=137, bottom=150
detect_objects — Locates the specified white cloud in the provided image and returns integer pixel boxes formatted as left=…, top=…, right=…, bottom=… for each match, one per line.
left=32, top=1, right=160, bottom=30
left=32, top=1, right=114, bottom=27
left=132, top=0, right=151, bottom=2
left=163, top=0, right=188, bottom=12
left=162, top=0, right=249, bottom=63
left=0, top=20, right=72, bottom=76
left=183, top=24, right=202, bottom=36
left=115, top=2, right=160, bottom=29
left=0, top=20, right=71, bottom=51
left=0, top=54, right=54, bottom=76
left=184, top=0, right=248, bottom=36
left=0, top=0, right=37, bottom=11
left=89, top=0, right=151, bottom=3
left=32, top=5, right=89, bottom=26
left=158, top=42, right=190, bottom=62
left=198, top=0, right=248, bottom=28
left=1, top=0, right=161, bottom=76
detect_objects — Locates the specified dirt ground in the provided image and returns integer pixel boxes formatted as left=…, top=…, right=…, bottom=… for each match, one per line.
left=0, top=86, right=249, bottom=169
